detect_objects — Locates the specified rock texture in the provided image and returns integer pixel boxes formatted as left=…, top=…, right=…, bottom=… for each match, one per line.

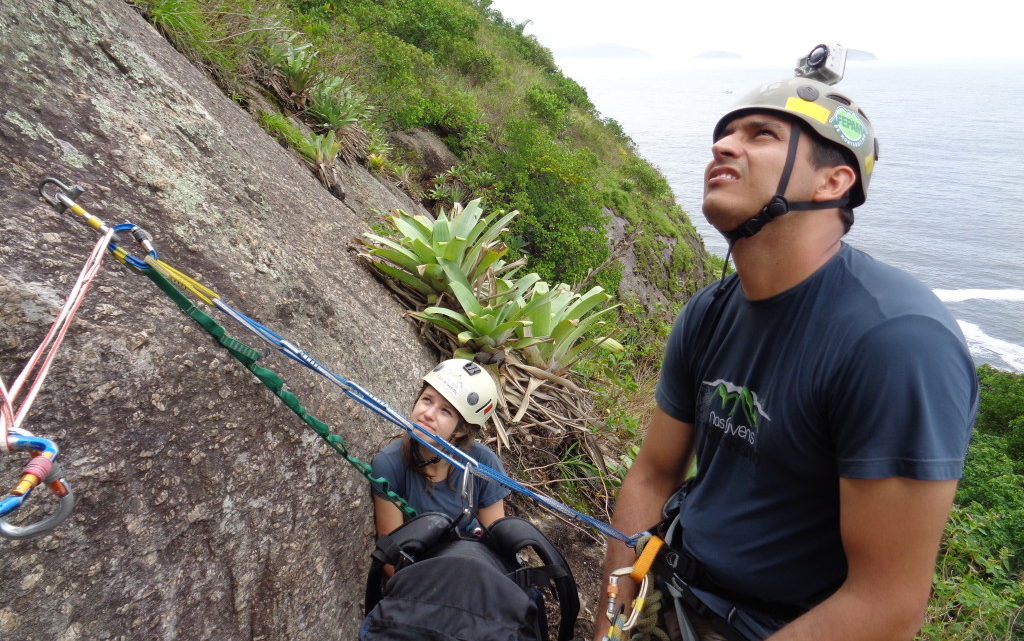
left=387, top=128, right=460, bottom=178
left=0, top=1, right=438, bottom=639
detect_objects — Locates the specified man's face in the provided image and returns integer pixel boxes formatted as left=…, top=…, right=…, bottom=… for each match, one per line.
left=702, top=112, right=811, bottom=232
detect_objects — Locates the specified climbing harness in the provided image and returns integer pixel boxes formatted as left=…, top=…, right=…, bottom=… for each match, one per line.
left=42, top=177, right=642, bottom=546
left=0, top=185, right=113, bottom=539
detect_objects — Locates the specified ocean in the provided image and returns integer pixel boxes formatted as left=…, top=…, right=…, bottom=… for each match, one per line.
left=556, top=57, right=1024, bottom=373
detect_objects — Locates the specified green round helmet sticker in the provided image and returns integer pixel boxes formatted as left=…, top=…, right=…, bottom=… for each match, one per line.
left=829, top=106, right=866, bottom=147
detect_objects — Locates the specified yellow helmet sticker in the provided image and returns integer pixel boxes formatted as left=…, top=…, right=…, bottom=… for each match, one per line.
left=784, top=96, right=830, bottom=124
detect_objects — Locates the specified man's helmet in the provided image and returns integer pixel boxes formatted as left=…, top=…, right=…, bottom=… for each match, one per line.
left=422, top=359, right=497, bottom=426
left=714, top=77, right=878, bottom=208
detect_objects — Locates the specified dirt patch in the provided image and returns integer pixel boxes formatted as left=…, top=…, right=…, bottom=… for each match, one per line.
left=505, top=493, right=608, bottom=640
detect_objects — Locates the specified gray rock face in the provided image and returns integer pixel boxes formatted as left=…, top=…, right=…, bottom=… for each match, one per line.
left=0, top=1, right=436, bottom=639
left=387, top=128, right=460, bottom=179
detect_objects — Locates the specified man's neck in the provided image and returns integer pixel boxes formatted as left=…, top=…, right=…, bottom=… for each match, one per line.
left=730, top=216, right=844, bottom=300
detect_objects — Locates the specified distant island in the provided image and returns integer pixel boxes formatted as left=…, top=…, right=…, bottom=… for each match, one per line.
left=695, top=51, right=742, bottom=59
left=557, top=43, right=652, bottom=58
left=692, top=49, right=877, bottom=61
left=847, top=49, right=877, bottom=61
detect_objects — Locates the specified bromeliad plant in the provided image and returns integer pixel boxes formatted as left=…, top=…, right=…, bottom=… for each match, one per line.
left=358, top=199, right=623, bottom=372
left=307, top=76, right=373, bottom=132
left=263, top=36, right=320, bottom=108
left=359, top=199, right=519, bottom=305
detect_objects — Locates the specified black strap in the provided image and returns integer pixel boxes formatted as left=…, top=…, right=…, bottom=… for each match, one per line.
left=722, top=121, right=851, bottom=242
left=787, top=198, right=848, bottom=211
left=371, top=536, right=404, bottom=566
left=650, top=521, right=807, bottom=622
left=722, top=196, right=790, bottom=241
left=507, top=564, right=567, bottom=589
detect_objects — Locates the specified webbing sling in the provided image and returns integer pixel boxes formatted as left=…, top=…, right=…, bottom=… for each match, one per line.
left=139, top=262, right=415, bottom=516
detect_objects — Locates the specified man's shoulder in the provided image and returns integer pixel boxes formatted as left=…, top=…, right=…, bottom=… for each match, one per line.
left=822, top=245, right=970, bottom=364
left=833, top=244, right=956, bottom=325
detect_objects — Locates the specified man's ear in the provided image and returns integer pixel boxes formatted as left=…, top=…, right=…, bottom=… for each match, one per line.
left=814, top=165, right=857, bottom=202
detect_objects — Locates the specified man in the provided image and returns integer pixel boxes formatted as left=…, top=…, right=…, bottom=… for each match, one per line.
left=595, top=74, right=977, bottom=641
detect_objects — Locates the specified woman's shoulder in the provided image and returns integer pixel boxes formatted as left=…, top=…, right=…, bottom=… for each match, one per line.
left=467, top=441, right=500, bottom=463
left=373, top=438, right=405, bottom=462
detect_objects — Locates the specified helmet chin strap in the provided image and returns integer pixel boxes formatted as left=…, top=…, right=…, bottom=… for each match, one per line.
left=713, top=121, right=849, bottom=297
left=414, top=440, right=442, bottom=467
left=721, top=121, right=849, bottom=244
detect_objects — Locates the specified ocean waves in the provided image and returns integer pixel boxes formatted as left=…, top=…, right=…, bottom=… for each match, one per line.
left=957, top=320, right=1024, bottom=374
left=934, top=289, right=1024, bottom=303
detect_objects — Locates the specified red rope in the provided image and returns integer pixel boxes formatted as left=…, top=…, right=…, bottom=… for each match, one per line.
left=1, top=229, right=114, bottom=450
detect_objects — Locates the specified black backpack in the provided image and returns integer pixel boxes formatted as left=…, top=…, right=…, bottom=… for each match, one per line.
left=362, top=513, right=580, bottom=641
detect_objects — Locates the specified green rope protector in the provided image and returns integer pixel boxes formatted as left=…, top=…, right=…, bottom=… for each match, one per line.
left=141, top=265, right=416, bottom=516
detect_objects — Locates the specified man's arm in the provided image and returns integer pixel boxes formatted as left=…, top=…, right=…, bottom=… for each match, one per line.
left=593, top=407, right=696, bottom=641
left=767, top=476, right=957, bottom=641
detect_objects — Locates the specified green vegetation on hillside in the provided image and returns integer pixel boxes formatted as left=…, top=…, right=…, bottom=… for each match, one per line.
left=133, top=0, right=715, bottom=298
left=924, top=365, right=1024, bottom=639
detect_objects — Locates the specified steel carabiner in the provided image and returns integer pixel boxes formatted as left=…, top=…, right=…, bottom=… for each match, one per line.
left=0, top=428, right=75, bottom=540
left=38, top=177, right=119, bottom=238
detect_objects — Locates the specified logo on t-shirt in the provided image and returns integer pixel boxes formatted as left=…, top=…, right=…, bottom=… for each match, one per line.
left=700, top=379, right=770, bottom=464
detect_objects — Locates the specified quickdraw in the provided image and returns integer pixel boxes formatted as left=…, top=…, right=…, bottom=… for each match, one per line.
left=43, top=177, right=645, bottom=547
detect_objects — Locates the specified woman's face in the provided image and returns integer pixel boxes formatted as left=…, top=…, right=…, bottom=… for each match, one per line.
left=412, top=385, right=462, bottom=442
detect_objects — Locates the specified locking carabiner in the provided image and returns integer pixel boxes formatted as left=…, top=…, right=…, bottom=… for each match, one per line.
left=108, top=222, right=159, bottom=271
left=605, top=565, right=652, bottom=633
left=0, top=428, right=75, bottom=540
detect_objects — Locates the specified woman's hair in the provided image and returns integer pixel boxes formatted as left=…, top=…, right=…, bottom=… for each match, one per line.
left=402, top=382, right=477, bottom=492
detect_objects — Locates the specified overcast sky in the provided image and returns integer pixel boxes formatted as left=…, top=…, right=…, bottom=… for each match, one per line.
left=488, top=0, right=1022, bottom=64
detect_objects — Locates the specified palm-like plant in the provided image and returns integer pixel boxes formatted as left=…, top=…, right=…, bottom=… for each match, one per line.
left=263, top=38, right=319, bottom=108
left=360, top=199, right=622, bottom=370
left=360, top=199, right=519, bottom=303
left=294, top=131, right=344, bottom=187
left=515, top=282, right=623, bottom=373
left=307, top=76, right=372, bottom=132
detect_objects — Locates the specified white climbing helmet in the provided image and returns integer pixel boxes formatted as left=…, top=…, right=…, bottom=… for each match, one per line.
left=422, top=359, right=497, bottom=426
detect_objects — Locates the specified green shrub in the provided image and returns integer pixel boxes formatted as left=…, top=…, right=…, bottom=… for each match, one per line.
left=306, top=76, right=373, bottom=131
left=483, top=119, right=609, bottom=285
left=976, top=365, right=1024, bottom=434
left=548, top=72, right=593, bottom=111
left=926, top=503, right=1024, bottom=640
left=524, top=86, right=569, bottom=129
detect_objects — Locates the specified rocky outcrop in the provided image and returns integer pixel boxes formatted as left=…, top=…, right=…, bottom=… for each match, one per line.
left=387, top=128, right=460, bottom=179
left=0, top=2, right=438, bottom=640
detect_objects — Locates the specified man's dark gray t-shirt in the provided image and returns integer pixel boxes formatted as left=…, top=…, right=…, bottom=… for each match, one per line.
left=656, top=243, right=977, bottom=624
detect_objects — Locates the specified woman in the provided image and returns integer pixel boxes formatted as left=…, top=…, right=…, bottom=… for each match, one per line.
left=371, top=358, right=509, bottom=537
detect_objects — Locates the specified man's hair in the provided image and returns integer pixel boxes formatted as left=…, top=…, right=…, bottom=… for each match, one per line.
left=805, top=132, right=858, bottom=233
